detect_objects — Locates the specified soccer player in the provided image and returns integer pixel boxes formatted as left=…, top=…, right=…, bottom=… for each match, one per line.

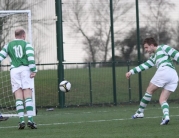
left=0, top=112, right=9, bottom=121
left=0, top=29, right=37, bottom=129
left=125, top=37, right=179, bottom=125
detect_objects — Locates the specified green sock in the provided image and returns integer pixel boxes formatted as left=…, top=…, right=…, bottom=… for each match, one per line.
left=16, top=99, right=24, bottom=123
left=25, top=98, right=34, bottom=122
left=137, top=92, right=152, bottom=113
left=20, top=117, right=25, bottom=123
left=161, top=102, right=169, bottom=119
left=28, top=116, right=33, bottom=122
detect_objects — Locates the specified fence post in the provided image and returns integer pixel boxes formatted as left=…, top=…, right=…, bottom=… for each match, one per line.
left=88, top=62, right=93, bottom=106
left=136, top=0, right=142, bottom=100
left=127, top=61, right=131, bottom=103
left=110, top=0, right=117, bottom=105
left=56, top=0, right=65, bottom=108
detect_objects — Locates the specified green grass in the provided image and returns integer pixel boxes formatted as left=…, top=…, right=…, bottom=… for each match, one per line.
left=62, top=65, right=179, bottom=106
left=2, top=64, right=179, bottom=107
left=1, top=103, right=179, bottom=138
left=1, top=64, right=179, bottom=137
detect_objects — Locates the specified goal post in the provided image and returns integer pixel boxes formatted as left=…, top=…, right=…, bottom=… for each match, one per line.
left=0, top=10, right=32, bottom=45
left=0, top=10, right=36, bottom=116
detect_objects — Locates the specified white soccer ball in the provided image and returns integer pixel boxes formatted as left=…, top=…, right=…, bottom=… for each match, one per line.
left=59, top=80, right=71, bottom=92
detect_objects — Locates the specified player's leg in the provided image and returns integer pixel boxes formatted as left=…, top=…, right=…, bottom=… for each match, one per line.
left=23, top=89, right=33, bottom=122
left=10, top=68, right=26, bottom=129
left=132, top=68, right=163, bottom=119
left=21, top=68, right=37, bottom=129
left=14, top=89, right=26, bottom=129
left=159, top=67, right=178, bottom=125
left=132, top=82, right=158, bottom=119
left=23, top=89, right=37, bottom=129
left=159, top=89, right=171, bottom=125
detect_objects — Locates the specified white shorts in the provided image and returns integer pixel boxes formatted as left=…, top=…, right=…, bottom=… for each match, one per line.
left=150, top=66, right=179, bottom=92
left=10, top=66, right=34, bottom=93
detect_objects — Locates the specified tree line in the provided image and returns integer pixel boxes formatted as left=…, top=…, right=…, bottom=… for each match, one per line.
left=63, top=0, right=179, bottom=62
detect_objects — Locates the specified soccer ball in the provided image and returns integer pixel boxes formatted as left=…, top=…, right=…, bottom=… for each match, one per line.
left=59, top=80, right=71, bottom=92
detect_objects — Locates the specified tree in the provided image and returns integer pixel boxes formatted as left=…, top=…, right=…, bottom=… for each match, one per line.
left=63, top=0, right=133, bottom=62
left=141, top=0, right=175, bottom=44
left=171, top=21, right=179, bottom=50
left=114, top=0, right=175, bottom=61
left=116, top=27, right=173, bottom=61
left=115, top=27, right=152, bottom=61
left=0, top=0, right=48, bottom=63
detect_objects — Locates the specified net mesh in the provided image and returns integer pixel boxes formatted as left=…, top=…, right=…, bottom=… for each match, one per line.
left=0, top=67, right=16, bottom=116
left=0, top=11, right=29, bottom=116
left=0, top=12, right=29, bottom=47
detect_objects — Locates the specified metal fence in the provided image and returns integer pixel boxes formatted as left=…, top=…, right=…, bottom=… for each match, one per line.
left=62, top=62, right=179, bottom=107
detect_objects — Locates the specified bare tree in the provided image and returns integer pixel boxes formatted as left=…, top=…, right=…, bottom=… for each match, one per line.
left=63, top=0, right=133, bottom=62
left=115, top=27, right=152, bottom=61
left=172, top=20, right=179, bottom=50
left=114, top=0, right=175, bottom=61
left=141, top=0, right=175, bottom=44
left=63, top=0, right=98, bottom=62
left=0, top=0, right=49, bottom=63
left=116, top=27, right=173, bottom=61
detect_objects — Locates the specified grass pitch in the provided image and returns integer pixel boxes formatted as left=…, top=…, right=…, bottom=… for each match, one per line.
left=1, top=103, right=179, bottom=138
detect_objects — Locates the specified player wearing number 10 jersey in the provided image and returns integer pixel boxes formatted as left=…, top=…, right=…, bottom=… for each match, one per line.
left=0, top=29, right=37, bottom=129
left=2, top=37, right=36, bottom=72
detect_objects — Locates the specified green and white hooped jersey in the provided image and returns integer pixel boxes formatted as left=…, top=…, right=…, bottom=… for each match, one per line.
left=0, top=39, right=37, bottom=72
left=129, top=45, right=179, bottom=74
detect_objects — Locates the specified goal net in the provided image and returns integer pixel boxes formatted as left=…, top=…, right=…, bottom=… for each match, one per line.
left=0, top=10, right=36, bottom=117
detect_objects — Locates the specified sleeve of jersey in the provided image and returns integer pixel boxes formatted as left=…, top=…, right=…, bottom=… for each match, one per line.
left=26, top=44, right=37, bottom=73
left=162, top=45, right=179, bottom=62
left=0, top=44, right=8, bottom=63
left=129, top=59, right=154, bottom=74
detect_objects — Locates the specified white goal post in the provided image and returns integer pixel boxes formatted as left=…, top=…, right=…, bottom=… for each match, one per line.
left=0, top=10, right=36, bottom=116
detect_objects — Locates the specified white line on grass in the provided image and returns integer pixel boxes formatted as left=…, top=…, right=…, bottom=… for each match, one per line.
left=39, top=106, right=179, bottom=116
left=0, top=114, right=179, bottom=129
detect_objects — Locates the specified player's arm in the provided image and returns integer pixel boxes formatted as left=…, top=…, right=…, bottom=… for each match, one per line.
left=0, top=44, right=8, bottom=62
left=26, top=43, right=37, bottom=75
left=162, top=45, right=179, bottom=62
left=125, top=59, right=154, bottom=79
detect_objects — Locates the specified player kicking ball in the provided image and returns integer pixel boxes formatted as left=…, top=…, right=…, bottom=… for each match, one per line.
left=126, top=37, right=179, bottom=125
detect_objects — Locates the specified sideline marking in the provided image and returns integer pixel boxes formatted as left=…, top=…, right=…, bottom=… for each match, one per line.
left=0, top=114, right=179, bottom=129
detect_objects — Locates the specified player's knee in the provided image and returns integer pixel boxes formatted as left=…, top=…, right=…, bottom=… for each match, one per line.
left=146, top=83, right=158, bottom=94
left=146, top=89, right=154, bottom=95
left=159, top=98, right=166, bottom=105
